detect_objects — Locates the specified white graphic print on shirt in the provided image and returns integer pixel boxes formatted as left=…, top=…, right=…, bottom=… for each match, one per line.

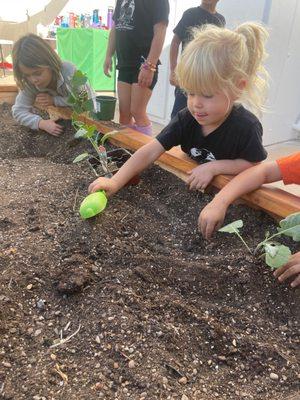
left=117, top=0, right=135, bottom=30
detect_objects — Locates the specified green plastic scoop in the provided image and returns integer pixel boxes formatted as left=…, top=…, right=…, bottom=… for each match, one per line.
left=79, top=190, right=108, bottom=219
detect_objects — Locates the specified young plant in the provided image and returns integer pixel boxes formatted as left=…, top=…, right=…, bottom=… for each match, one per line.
left=67, top=70, right=117, bottom=176
left=218, top=212, right=300, bottom=269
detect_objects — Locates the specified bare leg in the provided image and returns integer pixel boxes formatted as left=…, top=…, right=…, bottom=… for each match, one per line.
left=130, top=83, right=152, bottom=127
left=117, top=81, right=134, bottom=125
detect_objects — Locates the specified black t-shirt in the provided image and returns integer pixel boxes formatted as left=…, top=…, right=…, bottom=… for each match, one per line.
left=113, top=0, right=170, bottom=69
left=174, top=6, right=226, bottom=49
left=156, top=106, right=267, bottom=164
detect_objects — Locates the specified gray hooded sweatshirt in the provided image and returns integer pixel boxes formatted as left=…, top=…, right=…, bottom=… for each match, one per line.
left=12, top=61, right=95, bottom=130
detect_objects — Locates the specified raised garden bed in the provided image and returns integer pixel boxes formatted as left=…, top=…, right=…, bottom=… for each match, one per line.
left=46, top=105, right=300, bottom=220
left=0, top=83, right=18, bottom=105
left=0, top=103, right=299, bottom=399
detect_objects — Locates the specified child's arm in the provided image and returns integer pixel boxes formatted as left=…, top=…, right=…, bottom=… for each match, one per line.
left=138, top=21, right=168, bottom=88
left=187, top=158, right=256, bottom=191
left=104, top=26, right=116, bottom=77
left=169, top=34, right=181, bottom=86
left=12, top=90, right=63, bottom=135
left=274, top=252, right=300, bottom=288
left=88, top=140, right=165, bottom=196
left=12, top=90, right=43, bottom=130
left=199, top=161, right=282, bottom=239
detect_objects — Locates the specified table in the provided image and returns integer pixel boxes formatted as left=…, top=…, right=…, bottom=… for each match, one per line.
left=56, top=28, right=116, bottom=91
left=0, top=39, right=13, bottom=77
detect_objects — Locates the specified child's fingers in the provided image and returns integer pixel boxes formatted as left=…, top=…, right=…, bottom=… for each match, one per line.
left=88, top=179, right=105, bottom=194
left=273, top=261, right=292, bottom=278
left=274, top=264, right=300, bottom=283
left=291, top=274, right=300, bottom=288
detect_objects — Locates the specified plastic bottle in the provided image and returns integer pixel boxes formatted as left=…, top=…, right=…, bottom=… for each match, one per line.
left=84, top=14, right=91, bottom=28
left=69, top=12, right=75, bottom=28
left=92, top=9, right=99, bottom=24
left=107, top=6, right=113, bottom=29
left=61, top=16, right=69, bottom=28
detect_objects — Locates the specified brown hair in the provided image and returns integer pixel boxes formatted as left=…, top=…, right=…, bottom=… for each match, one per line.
left=12, top=33, right=62, bottom=90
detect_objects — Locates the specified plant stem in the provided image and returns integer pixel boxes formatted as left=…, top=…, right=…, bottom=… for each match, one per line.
left=255, top=226, right=297, bottom=252
left=233, top=228, right=252, bottom=253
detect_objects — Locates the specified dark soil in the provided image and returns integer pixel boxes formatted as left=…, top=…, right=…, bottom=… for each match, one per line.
left=0, top=103, right=299, bottom=400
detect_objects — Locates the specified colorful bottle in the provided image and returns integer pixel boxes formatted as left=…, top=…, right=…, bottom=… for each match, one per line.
left=107, top=7, right=113, bottom=29
left=92, top=9, right=99, bottom=24
left=69, top=12, right=75, bottom=28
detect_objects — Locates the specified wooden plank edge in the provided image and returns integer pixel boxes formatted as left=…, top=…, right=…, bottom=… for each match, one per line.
left=0, top=84, right=18, bottom=92
left=46, top=106, right=300, bottom=219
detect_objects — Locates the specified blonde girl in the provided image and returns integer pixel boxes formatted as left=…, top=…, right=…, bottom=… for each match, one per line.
left=88, top=22, right=269, bottom=225
left=12, top=34, right=94, bottom=136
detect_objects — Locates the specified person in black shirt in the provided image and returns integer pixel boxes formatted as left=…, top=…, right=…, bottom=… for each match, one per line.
left=89, top=22, right=269, bottom=230
left=170, top=1, right=225, bottom=118
left=103, top=0, right=169, bottom=136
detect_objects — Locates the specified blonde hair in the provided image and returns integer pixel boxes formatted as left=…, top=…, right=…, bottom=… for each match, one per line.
left=12, top=34, right=62, bottom=90
left=176, top=22, right=269, bottom=116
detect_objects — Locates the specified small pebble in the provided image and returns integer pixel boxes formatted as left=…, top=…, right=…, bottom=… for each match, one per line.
left=270, top=373, right=279, bottom=380
left=128, top=360, right=135, bottom=369
left=178, top=376, right=188, bottom=385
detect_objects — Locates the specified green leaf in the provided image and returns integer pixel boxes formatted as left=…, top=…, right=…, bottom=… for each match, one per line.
left=73, top=152, right=90, bottom=163
left=82, top=98, right=94, bottom=112
left=218, top=220, right=243, bottom=234
left=73, top=104, right=83, bottom=114
left=85, top=125, right=97, bottom=138
left=68, top=94, right=77, bottom=105
left=74, top=128, right=88, bottom=138
left=71, top=70, right=88, bottom=87
left=265, top=244, right=291, bottom=269
left=100, top=130, right=119, bottom=145
left=277, top=212, right=300, bottom=241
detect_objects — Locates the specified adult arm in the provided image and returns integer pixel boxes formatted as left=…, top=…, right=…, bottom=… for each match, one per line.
left=169, top=34, right=181, bottom=86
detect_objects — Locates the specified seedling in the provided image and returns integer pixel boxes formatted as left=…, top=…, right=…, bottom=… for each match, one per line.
left=218, top=212, right=300, bottom=269
left=67, top=70, right=118, bottom=177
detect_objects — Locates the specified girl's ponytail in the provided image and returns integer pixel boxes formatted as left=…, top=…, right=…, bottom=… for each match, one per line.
left=235, top=22, right=269, bottom=115
left=235, top=22, right=268, bottom=77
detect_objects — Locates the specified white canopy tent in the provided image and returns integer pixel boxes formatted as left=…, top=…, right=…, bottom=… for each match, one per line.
left=0, top=0, right=69, bottom=42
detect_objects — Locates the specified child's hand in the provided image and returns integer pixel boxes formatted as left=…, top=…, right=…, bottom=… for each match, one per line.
left=198, top=201, right=227, bottom=239
left=187, top=163, right=215, bottom=191
left=35, top=93, right=54, bottom=108
left=88, top=177, right=119, bottom=197
left=138, top=69, right=154, bottom=88
left=169, top=71, right=178, bottom=86
left=38, top=119, right=63, bottom=136
left=103, top=57, right=112, bottom=77
left=273, top=251, right=300, bottom=288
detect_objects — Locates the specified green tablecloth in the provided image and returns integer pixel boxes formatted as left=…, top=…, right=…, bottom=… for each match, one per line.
left=57, top=28, right=116, bottom=91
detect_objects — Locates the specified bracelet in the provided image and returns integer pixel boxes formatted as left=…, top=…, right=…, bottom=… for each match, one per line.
left=140, top=63, right=156, bottom=72
left=140, top=56, right=157, bottom=72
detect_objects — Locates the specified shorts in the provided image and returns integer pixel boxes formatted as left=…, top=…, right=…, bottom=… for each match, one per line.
left=117, top=67, right=158, bottom=90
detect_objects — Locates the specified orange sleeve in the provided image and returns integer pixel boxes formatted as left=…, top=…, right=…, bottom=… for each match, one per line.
left=276, top=152, right=300, bottom=185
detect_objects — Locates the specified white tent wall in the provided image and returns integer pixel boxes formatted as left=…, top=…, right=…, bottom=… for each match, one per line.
left=148, top=0, right=300, bottom=146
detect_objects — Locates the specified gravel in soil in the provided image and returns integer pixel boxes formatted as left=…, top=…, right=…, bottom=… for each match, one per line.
left=0, top=103, right=299, bottom=400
